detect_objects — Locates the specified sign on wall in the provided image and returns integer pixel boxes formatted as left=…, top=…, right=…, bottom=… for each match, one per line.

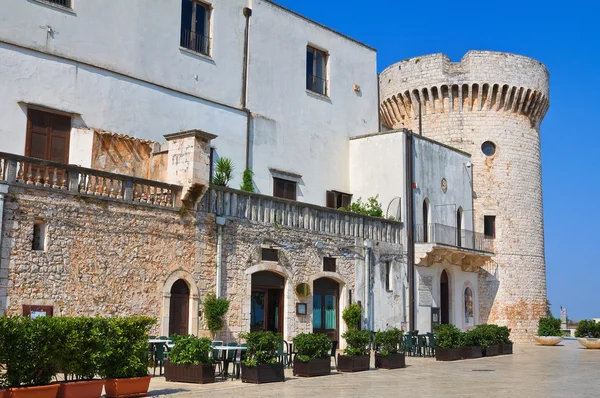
left=418, top=276, right=433, bottom=307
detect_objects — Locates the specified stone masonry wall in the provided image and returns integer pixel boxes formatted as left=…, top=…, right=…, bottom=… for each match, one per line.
left=379, top=51, right=549, bottom=342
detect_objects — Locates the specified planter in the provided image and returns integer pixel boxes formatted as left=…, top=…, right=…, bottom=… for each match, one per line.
left=7, top=384, right=60, bottom=398
left=57, top=380, right=105, bottom=398
left=535, top=336, right=563, bottom=346
left=164, top=362, right=215, bottom=384
left=104, top=376, right=151, bottom=398
left=293, top=358, right=331, bottom=377
left=500, top=343, right=513, bottom=355
left=241, top=363, right=285, bottom=384
left=577, top=338, right=600, bottom=349
left=0, top=390, right=5, bottom=398
left=460, top=346, right=483, bottom=359
left=337, top=354, right=370, bottom=372
left=435, top=348, right=461, bottom=361
left=483, top=345, right=501, bottom=357
left=375, top=352, right=405, bottom=369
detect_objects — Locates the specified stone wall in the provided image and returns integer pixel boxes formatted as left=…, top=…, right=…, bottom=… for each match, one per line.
left=379, top=50, right=549, bottom=342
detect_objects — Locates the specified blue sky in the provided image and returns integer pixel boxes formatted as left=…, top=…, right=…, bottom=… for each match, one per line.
left=276, top=0, right=600, bottom=320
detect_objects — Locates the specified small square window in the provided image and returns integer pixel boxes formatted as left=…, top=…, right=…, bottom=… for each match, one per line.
left=32, top=220, right=47, bottom=251
left=180, top=0, right=212, bottom=56
left=484, top=216, right=496, bottom=238
left=261, top=248, right=279, bottom=262
left=323, top=257, right=336, bottom=273
left=306, top=46, right=328, bottom=96
left=273, top=177, right=296, bottom=201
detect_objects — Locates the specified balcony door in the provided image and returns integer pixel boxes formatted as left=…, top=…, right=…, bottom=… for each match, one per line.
left=250, top=271, right=284, bottom=333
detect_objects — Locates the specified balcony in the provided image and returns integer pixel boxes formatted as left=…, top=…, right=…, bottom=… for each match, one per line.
left=414, top=223, right=493, bottom=271
left=199, top=185, right=403, bottom=244
left=180, top=29, right=211, bottom=56
left=0, top=152, right=182, bottom=208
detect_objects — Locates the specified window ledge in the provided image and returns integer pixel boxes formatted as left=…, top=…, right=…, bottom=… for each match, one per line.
left=29, top=0, right=76, bottom=15
left=306, top=90, right=332, bottom=103
left=179, top=47, right=214, bottom=63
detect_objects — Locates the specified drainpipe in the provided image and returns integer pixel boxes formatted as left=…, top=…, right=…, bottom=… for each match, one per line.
left=215, top=216, right=226, bottom=298
left=0, top=184, right=7, bottom=315
left=242, top=6, right=252, bottom=170
left=405, top=131, right=416, bottom=330
left=363, top=240, right=373, bottom=331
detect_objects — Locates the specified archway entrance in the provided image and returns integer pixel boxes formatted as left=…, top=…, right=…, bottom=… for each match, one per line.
left=251, top=271, right=284, bottom=333
left=440, top=270, right=450, bottom=324
left=313, top=278, right=340, bottom=341
left=169, top=279, right=190, bottom=336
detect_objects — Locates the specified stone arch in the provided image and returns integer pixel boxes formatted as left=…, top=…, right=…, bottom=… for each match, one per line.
left=462, top=281, right=476, bottom=329
left=161, top=269, right=200, bottom=336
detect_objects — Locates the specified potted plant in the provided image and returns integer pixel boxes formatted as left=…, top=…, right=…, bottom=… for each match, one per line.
left=2, top=316, right=61, bottom=398
left=292, top=333, right=332, bottom=377
left=0, top=316, right=7, bottom=398
left=460, top=330, right=483, bottom=360
left=575, top=320, right=600, bottom=349
left=337, top=330, right=371, bottom=372
left=498, top=326, right=513, bottom=355
left=99, top=316, right=156, bottom=398
left=203, top=293, right=230, bottom=339
left=164, top=335, right=215, bottom=384
left=341, top=303, right=362, bottom=331
left=374, top=328, right=405, bottom=369
left=535, top=316, right=563, bottom=346
left=473, top=325, right=502, bottom=357
left=55, top=317, right=105, bottom=398
left=434, top=324, right=462, bottom=361
left=240, top=331, right=285, bottom=384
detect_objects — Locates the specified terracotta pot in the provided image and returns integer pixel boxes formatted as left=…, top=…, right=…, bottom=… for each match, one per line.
left=7, top=384, right=60, bottom=398
left=535, top=336, right=563, bottom=346
left=0, top=389, right=6, bottom=398
left=104, top=376, right=151, bottom=398
left=293, top=358, right=331, bottom=377
left=577, top=338, right=600, bottom=349
left=56, top=380, right=105, bottom=398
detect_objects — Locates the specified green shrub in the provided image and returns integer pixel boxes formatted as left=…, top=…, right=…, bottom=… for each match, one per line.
left=55, top=317, right=105, bottom=381
left=168, top=335, right=213, bottom=365
left=469, top=324, right=507, bottom=347
left=537, top=317, right=562, bottom=337
left=212, top=157, right=234, bottom=187
left=203, top=293, right=230, bottom=337
left=575, top=320, right=600, bottom=338
left=98, top=316, right=156, bottom=379
left=240, top=331, right=281, bottom=366
left=240, top=169, right=254, bottom=192
left=462, top=330, right=479, bottom=347
left=433, top=324, right=462, bottom=349
left=374, top=328, right=404, bottom=356
left=342, top=303, right=362, bottom=330
left=341, top=329, right=371, bottom=356
left=292, top=333, right=331, bottom=362
left=344, top=195, right=383, bottom=218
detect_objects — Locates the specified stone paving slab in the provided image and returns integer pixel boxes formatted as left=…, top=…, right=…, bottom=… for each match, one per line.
left=145, top=340, right=599, bottom=397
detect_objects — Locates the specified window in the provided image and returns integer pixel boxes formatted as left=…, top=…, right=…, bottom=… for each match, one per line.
left=261, top=248, right=279, bottom=262
left=323, top=257, right=336, bottom=273
left=180, top=0, right=211, bottom=55
left=385, top=262, right=392, bottom=292
left=481, top=141, right=496, bottom=156
left=484, top=215, right=496, bottom=238
left=22, top=305, right=54, bottom=318
left=273, top=177, right=296, bottom=200
left=26, top=109, right=70, bottom=163
left=38, top=0, right=71, bottom=8
left=32, top=219, right=47, bottom=251
left=306, top=46, right=328, bottom=96
left=326, top=191, right=352, bottom=210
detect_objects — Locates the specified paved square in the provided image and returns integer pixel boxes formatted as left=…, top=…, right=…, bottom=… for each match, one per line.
left=147, top=340, right=598, bottom=397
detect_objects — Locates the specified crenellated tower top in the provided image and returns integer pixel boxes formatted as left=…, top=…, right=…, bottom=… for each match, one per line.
left=379, top=51, right=550, bottom=129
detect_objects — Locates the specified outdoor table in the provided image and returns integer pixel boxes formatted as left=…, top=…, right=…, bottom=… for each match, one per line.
left=213, top=346, right=247, bottom=379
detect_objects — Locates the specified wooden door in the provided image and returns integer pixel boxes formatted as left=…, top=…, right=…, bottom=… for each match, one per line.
left=169, top=280, right=190, bottom=336
left=313, top=278, right=339, bottom=341
left=440, top=270, right=449, bottom=325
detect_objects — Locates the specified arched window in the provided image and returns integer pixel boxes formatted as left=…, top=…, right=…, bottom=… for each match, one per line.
left=464, top=287, right=474, bottom=327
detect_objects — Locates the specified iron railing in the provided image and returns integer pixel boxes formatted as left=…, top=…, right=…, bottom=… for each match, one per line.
left=414, top=223, right=492, bottom=252
left=0, top=152, right=182, bottom=208
left=307, top=74, right=328, bottom=96
left=46, top=0, right=71, bottom=7
left=180, top=29, right=211, bottom=56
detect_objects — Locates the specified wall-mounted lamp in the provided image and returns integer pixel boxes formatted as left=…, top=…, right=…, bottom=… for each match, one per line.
left=315, top=241, right=324, bottom=249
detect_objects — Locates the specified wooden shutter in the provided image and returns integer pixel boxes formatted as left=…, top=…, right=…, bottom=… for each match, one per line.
left=341, top=194, right=352, bottom=209
left=26, top=109, right=70, bottom=163
left=326, top=191, right=335, bottom=208
left=273, top=178, right=296, bottom=200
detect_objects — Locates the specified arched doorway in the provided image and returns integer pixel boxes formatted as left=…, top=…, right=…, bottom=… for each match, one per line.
left=313, top=278, right=340, bottom=341
left=251, top=271, right=284, bottom=333
left=169, top=279, right=190, bottom=336
left=456, top=208, right=463, bottom=247
left=440, top=270, right=450, bottom=324
left=423, top=199, right=429, bottom=242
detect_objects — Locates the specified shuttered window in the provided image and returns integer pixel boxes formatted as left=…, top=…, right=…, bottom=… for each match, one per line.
left=326, top=190, right=352, bottom=210
left=26, top=109, right=71, bottom=163
left=273, top=177, right=296, bottom=200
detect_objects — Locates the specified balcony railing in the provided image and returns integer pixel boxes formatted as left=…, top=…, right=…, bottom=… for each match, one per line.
left=0, top=152, right=181, bottom=208
left=306, top=74, right=328, bottom=96
left=180, top=29, right=211, bottom=56
left=46, top=0, right=71, bottom=7
left=200, top=185, right=403, bottom=244
left=415, top=223, right=492, bottom=252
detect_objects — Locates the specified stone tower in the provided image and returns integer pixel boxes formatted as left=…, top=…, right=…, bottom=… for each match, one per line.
left=379, top=51, right=549, bottom=342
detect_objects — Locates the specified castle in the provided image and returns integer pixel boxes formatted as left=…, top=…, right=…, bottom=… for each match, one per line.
left=0, top=1, right=548, bottom=342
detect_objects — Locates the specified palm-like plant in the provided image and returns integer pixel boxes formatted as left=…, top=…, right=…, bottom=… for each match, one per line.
left=213, top=157, right=234, bottom=187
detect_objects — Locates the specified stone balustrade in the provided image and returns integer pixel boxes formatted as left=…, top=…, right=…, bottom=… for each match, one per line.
left=200, top=185, right=404, bottom=244
left=0, top=152, right=182, bottom=208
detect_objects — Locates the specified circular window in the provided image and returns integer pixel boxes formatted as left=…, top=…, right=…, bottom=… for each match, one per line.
left=481, top=141, right=496, bottom=156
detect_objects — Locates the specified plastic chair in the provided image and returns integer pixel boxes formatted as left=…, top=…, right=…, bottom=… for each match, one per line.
left=153, top=342, right=168, bottom=376
left=417, top=334, right=428, bottom=357
left=230, top=348, right=247, bottom=380
left=404, top=334, right=415, bottom=357
left=221, top=342, right=238, bottom=379
left=429, top=334, right=436, bottom=357
left=330, top=340, right=338, bottom=369
left=211, top=341, right=223, bottom=375
left=277, top=341, right=288, bottom=367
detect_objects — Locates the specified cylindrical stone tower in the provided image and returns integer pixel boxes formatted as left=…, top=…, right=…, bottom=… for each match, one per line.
left=380, top=51, right=549, bottom=342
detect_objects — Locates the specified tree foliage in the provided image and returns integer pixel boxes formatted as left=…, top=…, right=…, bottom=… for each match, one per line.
left=342, top=303, right=362, bottom=330
left=212, top=157, right=234, bottom=187
left=343, top=195, right=384, bottom=218
left=240, top=169, right=255, bottom=192
left=204, top=293, right=230, bottom=335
